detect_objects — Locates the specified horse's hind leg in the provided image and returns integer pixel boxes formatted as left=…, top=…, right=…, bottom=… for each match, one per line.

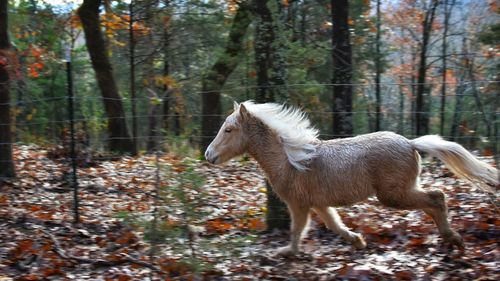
left=377, top=186, right=464, bottom=249
left=421, top=190, right=463, bottom=248
left=313, top=207, right=366, bottom=249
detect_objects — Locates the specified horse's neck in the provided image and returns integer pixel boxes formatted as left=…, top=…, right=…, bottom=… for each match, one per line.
left=247, top=128, right=289, bottom=183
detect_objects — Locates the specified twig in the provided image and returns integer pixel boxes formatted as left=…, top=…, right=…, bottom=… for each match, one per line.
left=41, top=229, right=164, bottom=274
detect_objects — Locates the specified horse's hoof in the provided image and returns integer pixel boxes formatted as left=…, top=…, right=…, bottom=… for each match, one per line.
left=352, top=234, right=367, bottom=249
left=444, top=232, right=464, bottom=250
left=275, top=245, right=298, bottom=257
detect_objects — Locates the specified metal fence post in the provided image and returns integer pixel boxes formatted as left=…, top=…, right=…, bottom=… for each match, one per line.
left=65, top=47, right=79, bottom=224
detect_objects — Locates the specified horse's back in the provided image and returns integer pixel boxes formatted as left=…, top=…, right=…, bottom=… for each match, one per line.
left=319, top=131, right=415, bottom=168
left=308, top=132, right=420, bottom=205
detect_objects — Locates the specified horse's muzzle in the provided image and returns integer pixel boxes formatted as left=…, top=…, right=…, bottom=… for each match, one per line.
left=205, top=148, right=219, bottom=164
left=207, top=155, right=219, bottom=164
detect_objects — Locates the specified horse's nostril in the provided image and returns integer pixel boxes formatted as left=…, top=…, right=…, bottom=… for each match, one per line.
left=212, top=156, right=219, bottom=164
left=207, top=155, right=218, bottom=164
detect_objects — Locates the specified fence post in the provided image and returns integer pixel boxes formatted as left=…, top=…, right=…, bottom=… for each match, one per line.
left=65, top=47, right=79, bottom=224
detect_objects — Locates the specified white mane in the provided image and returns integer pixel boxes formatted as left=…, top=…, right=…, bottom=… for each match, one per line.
left=237, top=101, right=319, bottom=171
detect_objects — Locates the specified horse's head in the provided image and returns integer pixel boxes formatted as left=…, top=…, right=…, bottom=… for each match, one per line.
left=205, top=102, right=251, bottom=164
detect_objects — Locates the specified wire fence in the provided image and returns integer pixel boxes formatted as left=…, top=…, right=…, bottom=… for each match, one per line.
left=3, top=79, right=498, bottom=150
left=2, top=80, right=499, bottom=105
left=1, top=78, right=498, bottom=226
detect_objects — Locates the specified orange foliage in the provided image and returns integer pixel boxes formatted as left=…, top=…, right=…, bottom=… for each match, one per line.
left=207, top=219, right=233, bottom=233
left=245, top=218, right=266, bottom=230
left=69, top=14, right=82, bottom=29
left=489, top=0, right=498, bottom=12
left=26, top=46, right=45, bottom=78
left=227, top=0, right=238, bottom=14
left=163, top=15, right=171, bottom=29
left=101, top=12, right=151, bottom=46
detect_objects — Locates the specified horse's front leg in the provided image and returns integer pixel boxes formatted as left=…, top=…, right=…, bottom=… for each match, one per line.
left=276, top=204, right=310, bottom=257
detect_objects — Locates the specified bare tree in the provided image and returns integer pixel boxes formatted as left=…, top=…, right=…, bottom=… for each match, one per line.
left=78, top=0, right=136, bottom=154
left=129, top=0, right=138, bottom=149
left=201, top=1, right=256, bottom=152
left=440, top=0, right=456, bottom=136
left=415, top=0, right=439, bottom=136
left=0, top=0, right=15, bottom=178
left=450, top=37, right=468, bottom=141
left=331, top=0, right=353, bottom=137
left=254, top=0, right=290, bottom=231
left=374, top=0, right=382, bottom=131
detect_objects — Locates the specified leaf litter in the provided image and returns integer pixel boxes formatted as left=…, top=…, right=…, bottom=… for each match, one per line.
left=0, top=144, right=498, bottom=280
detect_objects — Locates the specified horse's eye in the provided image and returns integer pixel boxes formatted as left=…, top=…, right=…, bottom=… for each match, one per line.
left=224, top=128, right=232, bottom=133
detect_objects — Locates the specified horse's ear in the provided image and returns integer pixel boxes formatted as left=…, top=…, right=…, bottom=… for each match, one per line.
left=233, top=101, right=239, bottom=111
left=239, top=103, right=250, bottom=120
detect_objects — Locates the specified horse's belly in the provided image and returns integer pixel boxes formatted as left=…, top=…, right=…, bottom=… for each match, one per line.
left=295, top=182, right=375, bottom=207
left=278, top=171, right=376, bottom=207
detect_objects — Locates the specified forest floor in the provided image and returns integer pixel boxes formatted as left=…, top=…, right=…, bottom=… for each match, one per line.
left=0, top=144, right=498, bottom=281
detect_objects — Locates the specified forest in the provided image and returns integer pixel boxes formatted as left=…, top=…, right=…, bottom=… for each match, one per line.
left=0, top=0, right=498, bottom=280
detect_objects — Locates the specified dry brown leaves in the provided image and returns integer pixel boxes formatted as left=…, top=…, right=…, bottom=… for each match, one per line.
left=0, top=145, right=498, bottom=280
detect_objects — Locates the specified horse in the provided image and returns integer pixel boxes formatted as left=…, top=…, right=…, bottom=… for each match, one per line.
left=204, top=101, right=498, bottom=256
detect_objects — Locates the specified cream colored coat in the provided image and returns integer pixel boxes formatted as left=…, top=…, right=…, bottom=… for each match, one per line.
left=205, top=101, right=498, bottom=256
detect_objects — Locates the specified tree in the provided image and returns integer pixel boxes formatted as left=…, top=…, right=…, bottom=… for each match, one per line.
left=141, top=0, right=165, bottom=152
left=331, top=0, right=353, bottom=137
left=255, top=0, right=274, bottom=103
left=450, top=38, right=468, bottom=142
left=78, top=0, right=136, bottom=154
left=415, top=0, right=439, bottom=136
left=477, top=8, right=500, bottom=166
left=254, top=0, right=289, bottom=231
left=161, top=0, right=171, bottom=141
left=128, top=0, right=138, bottom=150
left=200, top=0, right=256, bottom=152
left=439, top=0, right=454, bottom=136
left=374, top=0, right=382, bottom=131
left=0, top=0, right=15, bottom=178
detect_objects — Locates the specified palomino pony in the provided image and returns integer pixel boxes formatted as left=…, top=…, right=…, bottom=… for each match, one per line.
left=205, top=101, right=498, bottom=256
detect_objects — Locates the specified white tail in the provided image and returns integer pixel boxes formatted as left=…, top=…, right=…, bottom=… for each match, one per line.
left=411, top=135, right=498, bottom=191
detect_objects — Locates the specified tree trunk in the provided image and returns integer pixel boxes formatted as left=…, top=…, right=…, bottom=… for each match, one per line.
left=439, top=0, right=450, bottom=135
left=415, top=0, right=439, bottom=136
left=145, top=0, right=162, bottom=151
left=467, top=56, right=492, bottom=139
left=0, top=0, right=15, bottom=178
left=450, top=38, right=468, bottom=141
left=397, top=36, right=407, bottom=135
left=254, top=0, right=289, bottom=231
left=129, top=1, right=138, bottom=150
left=143, top=1, right=156, bottom=151
left=374, top=0, right=382, bottom=131
left=146, top=103, right=159, bottom=151
left=450, top=80, right=465, bottom=141
left=255, top=1, right=273, bottom=102
left=398, top=77, right=405, bottom=134
left=410, top=45, right=417, bottom=136
left=162, top=0, right=171, bottom=138
left=300, top=2, right=307, bottom=46
left=331, top=0, right=353, bottom=138
left=201, top=0, right=255, bottom=152
left=78, top=0, right=136, bottom=154
left=494, top=84, right=499, bottom=170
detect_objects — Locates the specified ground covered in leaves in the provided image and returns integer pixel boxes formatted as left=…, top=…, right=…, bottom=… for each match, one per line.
left=0, top=145, right=498, bottom=280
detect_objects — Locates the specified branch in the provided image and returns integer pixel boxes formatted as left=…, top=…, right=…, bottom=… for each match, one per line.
left=41, top=229, right=164, bottom=274
left=428, top=32, right=465, bottom=49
